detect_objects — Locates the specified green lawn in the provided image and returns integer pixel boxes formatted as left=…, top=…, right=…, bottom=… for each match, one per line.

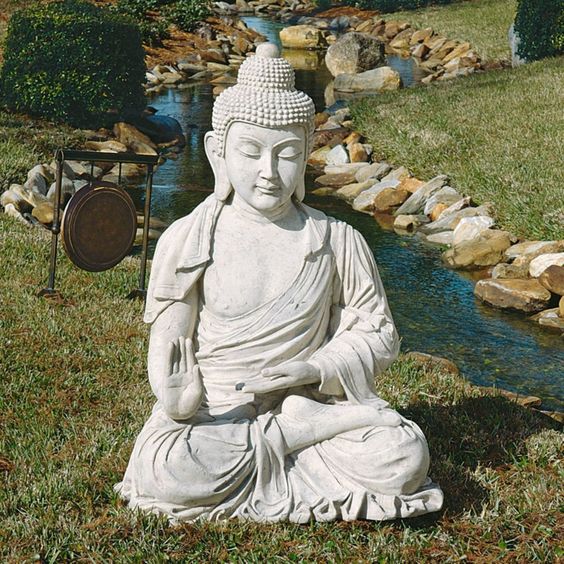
left=382, top=0, right=517, bottom=63
left=1, top=215, right=562, bottom=561
left=352, top=57, right=564, bottom=240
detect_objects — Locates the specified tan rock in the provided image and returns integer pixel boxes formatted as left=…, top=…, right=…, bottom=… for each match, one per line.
left=314, top=112, right=330, bottom=128
left=355, top=162, right=392, bottom=183
left=474, top=278, right=552, bottom=313
left=324, top=163, right=369, bottom=175
left=373, top=188, right=410, bottom=212
left=424, top=35, right=447, bottom=51
left=395, top=174, right=449, bottom=215
left=431, top=39, right=458, bottom=60
left=113, top=122, right=156, bottom=151
left=530, top=308, right=564, bottom=332
left=410, top=28, right=433, bottom=45
left=314, top=172, right=357, bottom=187
left=491, top=262, right=529, bottom=280
left=348, top=142, right=368, bottom=163
left=343, top=131, right=361, bottom=145
left=529, top=253, right=564, bottom=278
left=538, top=265, right=564, bottom=296
left=280, top=25, right=326, bottom=49
left=560, top=296, right=564, bottom=317
left=443, top=42, right=471, bottom=63
left=394, top=214, right=424, bottom=233
left=384, top=21, right=400, bottom=39
left=505, top=240, right=564, bottom=261
left=32, top=201, right=55, bottom=225
left=397, top=177, right=425, bottom=194
left=443, top=230, right=512, bottom=269
left=84, top=140, right=128, bottom=153
left=373, top=212, right=396, bottom=231
left=0, top=189, right=31, bottom=213
left=3, top=203, right=29, bottom=224
left=429, top=203, right=448, bottom=222
left=333, top=67, right=401, bottom=93
left=308, top=145, right=332, bottom=166
left=411, top=43, right=429, bottom=59
left=311, top=187, right=335, bottom=197
left=336, top=180, right=375, bottom=200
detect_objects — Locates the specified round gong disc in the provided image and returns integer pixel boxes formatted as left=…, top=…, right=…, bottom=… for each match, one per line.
left=61, top=181, right=137, bottom=272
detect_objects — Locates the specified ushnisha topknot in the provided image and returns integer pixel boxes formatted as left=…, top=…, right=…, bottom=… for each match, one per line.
left=211, top=43, right=316, bottom=156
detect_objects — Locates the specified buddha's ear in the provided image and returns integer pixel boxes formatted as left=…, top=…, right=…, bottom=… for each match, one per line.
left=204, top=131, right=232, bottom=201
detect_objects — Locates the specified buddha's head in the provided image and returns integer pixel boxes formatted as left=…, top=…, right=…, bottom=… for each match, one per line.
left=205, top=43, right=315, bottom=211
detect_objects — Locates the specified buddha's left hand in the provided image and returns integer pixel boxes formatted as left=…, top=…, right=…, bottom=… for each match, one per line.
left=238, top=361, right=320, bottom=394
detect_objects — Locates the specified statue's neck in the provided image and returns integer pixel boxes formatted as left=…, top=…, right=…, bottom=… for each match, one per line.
left=231, top=193, right=297, bottom=224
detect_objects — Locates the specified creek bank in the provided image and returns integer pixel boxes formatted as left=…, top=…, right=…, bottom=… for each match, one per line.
left=306, top=106, right=564, bottom=337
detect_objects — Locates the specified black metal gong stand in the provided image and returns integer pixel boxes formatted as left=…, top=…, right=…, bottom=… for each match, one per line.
left=38, top=148, right=159, bottom=301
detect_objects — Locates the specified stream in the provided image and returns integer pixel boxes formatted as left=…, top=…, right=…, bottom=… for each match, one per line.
left=129, top=17, right=563, bottom=411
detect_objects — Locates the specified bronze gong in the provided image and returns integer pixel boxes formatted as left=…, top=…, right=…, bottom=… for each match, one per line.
left=61, top=181, right=137, bottom=272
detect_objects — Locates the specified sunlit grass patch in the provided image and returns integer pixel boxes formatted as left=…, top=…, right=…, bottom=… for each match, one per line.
left=382, top=0, right=517, bottom=63
left=352, top=57, right=564, bottom=240
left=1, top=215, right=562, bottom=560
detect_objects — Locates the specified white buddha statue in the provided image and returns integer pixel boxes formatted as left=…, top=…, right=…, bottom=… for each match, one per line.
left=116, top=44, right=443, bottom=523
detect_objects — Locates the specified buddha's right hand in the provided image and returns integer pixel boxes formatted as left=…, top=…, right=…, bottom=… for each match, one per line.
left=161, top=337, right=203, bottom=420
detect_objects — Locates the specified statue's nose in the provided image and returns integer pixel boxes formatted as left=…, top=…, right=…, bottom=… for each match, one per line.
left=259, top=151, right=278, bottom=181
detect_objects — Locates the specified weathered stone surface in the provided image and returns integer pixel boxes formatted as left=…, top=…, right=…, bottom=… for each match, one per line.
left=443, top=230, right=512, bottom=269
left=324, top=163, right=369, bottom=175
left=505, top=240, right=564, bottom=261
left=395, top=175, right=449, bottom=215
left=381, top=166, right=410, bottom=183
left=3, top=203, right=29, bottom=224
left=443, top=42, right=471, bottom=63
left=326, top=144, right=349, bottom=165
left=452, top=216, right=495, bottom=246
left=27, top=164, right=54, bottom=184
left=348, top=142, right=368, bottom=162
left=280, top=25, right=325, bottom=49
left=334, top=67, right=400, bottom=93
left=336, top=179, right=375, bottom=200
left=423, top=187, right=462, bottom=216
left=325, top=32, right=385, bottom=77
left=425, top=231, right=453, bottom=246
left=23, top=172, right=48, bottom=196
left=529, top=253, right=564, bottom=278
left=411, top=43, right=429, bottom=59
left=114, top=122, right=157, bottom=151
left=429, top=203, right=449, bottom=222
left=343, top=131, right=361, bottom=145
left=351, top=180, right=399, bottom=212
left=437, top=196, right=471, bottom=219
left=85, top=140, right=128, bottom=153
left=420, top=205, right=492, bottom=235
left=538, top=265, right=564, bottom=296
left=394, top=214, right=425, bottom=233
left=373, top=188, right=410, bottom=212
left=0, top=188, right=31, bottom=212
left=561, top=295, right=564, bottom=317
left=355, top=162, right=392, bottom=183
left=315, top=172, right=357, bottom=187
left=410, top=28, right=433, bottom=45
left=397, top=177, right=425, bottom=194
left=46, top=178, right=75, bottom=203
left=307, top=145, right=332, bottom=166
left=491, top=262, right=529, bottom=280
left=530, top=308, right=564, bottom=332
left=32, top=201, right=55, bottom=225
left=311, top=187, right=335, bottom=197
left=474, top=278, right=552, bottom=313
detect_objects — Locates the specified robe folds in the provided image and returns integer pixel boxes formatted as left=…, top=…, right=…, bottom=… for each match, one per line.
left=116, top=195, right=443, bottom=522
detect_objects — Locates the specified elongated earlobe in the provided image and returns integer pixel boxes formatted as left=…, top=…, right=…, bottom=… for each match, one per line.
left=204, top=131, right=232, bottom=201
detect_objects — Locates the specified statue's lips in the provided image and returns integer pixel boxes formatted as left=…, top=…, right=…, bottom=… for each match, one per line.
left=256, top=184, right=280, bottom=195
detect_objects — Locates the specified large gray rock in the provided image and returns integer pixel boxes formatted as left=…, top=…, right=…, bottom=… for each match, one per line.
left=504, top=240, right=564, bottom=261
left=475, top=279, right=552, bottom=313
left=354, top=161, right=392, bottom=183
left=325, top=32, right=385, bottom=77
left=530, top=308, right=564, bottom=332
left=333, top=67, right=400, bottom=93
left=538, top=265, right=564, bottom=296
left=529, top=253, right=564, bottom=278
left=420, top=205, right=492, bottom=235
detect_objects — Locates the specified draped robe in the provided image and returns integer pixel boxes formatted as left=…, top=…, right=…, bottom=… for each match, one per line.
left=116, top=195, right=443, bottom=522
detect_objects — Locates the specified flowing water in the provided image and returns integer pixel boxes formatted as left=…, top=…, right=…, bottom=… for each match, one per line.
left=129, top=18, right=563, bottom=410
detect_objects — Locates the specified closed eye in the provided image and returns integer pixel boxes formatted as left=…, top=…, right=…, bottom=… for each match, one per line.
left=278, top=148, right=302, bottom=160
left=238, top=142, right=261, bottom=158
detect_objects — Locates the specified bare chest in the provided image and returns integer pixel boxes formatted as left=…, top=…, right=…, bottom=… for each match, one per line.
left=201, top=214, right=307, bottom=317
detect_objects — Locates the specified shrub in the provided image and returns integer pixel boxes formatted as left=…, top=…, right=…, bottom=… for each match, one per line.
left=0, top=0, right=147, bottom=129
left=165, top=0, right=210, bottom=32
left=514, top=0, right=564, bottom=61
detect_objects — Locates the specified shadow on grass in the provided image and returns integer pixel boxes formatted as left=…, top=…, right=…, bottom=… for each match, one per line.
left=397, top=395, right=561, bottom=527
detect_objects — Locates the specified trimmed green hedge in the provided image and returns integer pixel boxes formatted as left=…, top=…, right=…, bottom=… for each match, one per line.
left=514, top=0, right=564, bottom=61
left=0, top=0, right=147, bottom=128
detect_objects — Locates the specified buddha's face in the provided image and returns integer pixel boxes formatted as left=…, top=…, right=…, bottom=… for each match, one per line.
left=223, top=121, right=306, bottom=212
